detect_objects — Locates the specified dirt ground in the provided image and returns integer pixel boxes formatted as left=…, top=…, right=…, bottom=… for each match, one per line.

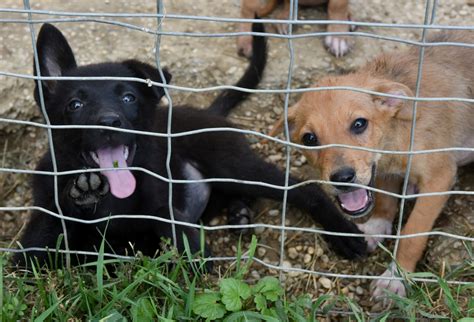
left=1, top=0, right=473, bottom=313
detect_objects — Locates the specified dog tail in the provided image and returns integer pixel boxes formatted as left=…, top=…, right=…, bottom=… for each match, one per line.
left=208, top=20, right=267, bottom=117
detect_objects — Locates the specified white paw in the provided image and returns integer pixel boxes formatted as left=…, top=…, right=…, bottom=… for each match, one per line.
left=324, top=36, right=352, bottom=57
left=357, top=218, right=392, bottom=252
left=371, top=263, right=407, bottom=304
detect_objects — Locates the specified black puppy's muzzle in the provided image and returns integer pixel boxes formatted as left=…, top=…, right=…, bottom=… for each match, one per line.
left=82, top=111, right=136, bottom=167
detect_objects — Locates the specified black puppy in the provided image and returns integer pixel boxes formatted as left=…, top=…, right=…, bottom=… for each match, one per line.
left=14, top=22, right=366, bottom=267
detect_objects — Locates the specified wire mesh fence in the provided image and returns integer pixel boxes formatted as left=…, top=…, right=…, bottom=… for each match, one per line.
left=0, top=0, right=473, bottom=306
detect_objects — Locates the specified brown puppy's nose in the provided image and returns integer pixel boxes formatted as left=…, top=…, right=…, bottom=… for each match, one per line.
left=330, top=167, right=356, bottom=184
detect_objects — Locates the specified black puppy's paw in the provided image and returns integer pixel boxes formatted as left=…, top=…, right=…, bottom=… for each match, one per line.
left=228, top=206, right=253, bottom=235
left=69, top=172, right=109, bottom=207
left=324, top=220, right=368, bottom=260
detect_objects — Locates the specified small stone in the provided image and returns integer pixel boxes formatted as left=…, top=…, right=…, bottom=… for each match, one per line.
left=295, top=245, right=303, bottom=251
left=307, top=246, right=315, bottom=255
left=268, top=209, right=280, bottom=217
left=303, top=254, right=312, bottom=264
left=209, top=217, right=220, bottom=226
left=288, top=247, right=298, bottom=259
left=268, top=154, right=282, bottom=162
left=251, top=270, right=260, bottom=279
left=257, top=247, right=267, bottom=257
left=282, top=260, right=292, bottom=269
left=227, top=66, right=237, bottom=74
left=315, top=246, right=324, bottom=257
left=319, top=277, right=332, bottom=289
left=355, top=286, right=364, bottom=295
left=254, top=223, right=265, bottom=234
left=320, top=254, right=329, bottom=264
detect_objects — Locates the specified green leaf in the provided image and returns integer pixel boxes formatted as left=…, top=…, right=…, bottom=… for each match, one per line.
left=131, top=298, right=156, bottom=322
left=33, top=301, right=60, bottom=322
left=193, top=293, right=226, bottom=320
left=96, top=310, right=127, bottom=322
left=223, top=311, right=280, bottom=322
left=254, top=294, right=267, bottom=312
left=220, top=278, right=252, bottom=312
left=254, top=277, right=283, bottom=302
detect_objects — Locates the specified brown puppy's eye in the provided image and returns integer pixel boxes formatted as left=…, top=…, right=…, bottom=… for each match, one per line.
left=351, top=118, right=368, bottom=134
left=302, top=132, right=318, bottom=146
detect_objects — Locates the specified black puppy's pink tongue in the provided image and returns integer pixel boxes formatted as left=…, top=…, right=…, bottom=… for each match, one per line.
left=338, top=188, right=368, bottom=212
left=96, top=145, right=136, bottom=199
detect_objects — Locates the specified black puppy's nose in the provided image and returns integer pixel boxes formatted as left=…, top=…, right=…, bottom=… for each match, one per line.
left=98, top=114, right=122, bottom=128
left=330, top=167, right=356, bottom=183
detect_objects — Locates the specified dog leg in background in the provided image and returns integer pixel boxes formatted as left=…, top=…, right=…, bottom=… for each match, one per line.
left=325, top=0, right=353, bottom=57
left=238, top=0, right=258, bottom=57
left=357, top=176, right=401, bottom=252
left=371, top=161, right=456, bottom=298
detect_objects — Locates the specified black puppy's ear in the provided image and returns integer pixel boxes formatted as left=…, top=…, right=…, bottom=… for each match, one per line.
left=34, top=23, right=77, bottom=96
left=122, top=59, right=172, bottom=101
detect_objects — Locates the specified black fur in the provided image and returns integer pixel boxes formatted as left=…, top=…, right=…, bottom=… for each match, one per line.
left=14, top=22, right=366, bottom=267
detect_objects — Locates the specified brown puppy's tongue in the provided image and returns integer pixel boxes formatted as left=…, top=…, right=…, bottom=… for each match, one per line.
left=96, top=145, right=136, bottom=199
left=338, top=188, right=368, bottom=213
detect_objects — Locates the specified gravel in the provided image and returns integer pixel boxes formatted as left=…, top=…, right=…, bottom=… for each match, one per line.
left=1, top=0, right=473, bottom=314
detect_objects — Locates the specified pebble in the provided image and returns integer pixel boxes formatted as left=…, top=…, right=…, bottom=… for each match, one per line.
left=307, top=246, right=315, bottom=255
left=355, top=286, right=364, bottom=295
left=295, top=245, right=303, bottom=251
left=254, top=223, right=265, bottom=234
left=257, top=247, right=267, bottom=257
left=209, top=217, right=220, bottom=226
left=303, top=254, right=312, bottom=264
left=251, top=270, right=260, bottom=279
left=268, top=154, right=282, bottom=162
left=282, top=260, right=292, bottom=269
left=268, top=209, right=280, bottom=217
left=288, top=247, right=298, bottom=259
left=319, top=277, right=332, bottom=289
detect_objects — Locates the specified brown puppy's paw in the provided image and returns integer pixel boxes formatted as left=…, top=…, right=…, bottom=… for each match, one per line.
left=356, top=217, right=393, bottom=252
left=324, top=35, right=353, bottom=57
left=324, top=23, right=354, bottom=57
left=371, top=262, right=407, bottom=306
left=237, top=35, right=253, bottom=58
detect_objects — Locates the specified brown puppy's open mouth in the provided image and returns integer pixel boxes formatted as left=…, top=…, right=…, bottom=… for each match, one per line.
left=335, top=164, right=376, bottom=219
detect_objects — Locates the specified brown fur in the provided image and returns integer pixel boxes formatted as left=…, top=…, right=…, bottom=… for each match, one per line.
left=237, top=0, right=353, bottom=58
left=271, top=31, right=474, bottom=276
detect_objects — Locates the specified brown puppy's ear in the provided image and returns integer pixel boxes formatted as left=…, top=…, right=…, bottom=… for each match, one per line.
left=268, top=105, right=297, bottom=137
left=372, top=81, right=416, bottom=121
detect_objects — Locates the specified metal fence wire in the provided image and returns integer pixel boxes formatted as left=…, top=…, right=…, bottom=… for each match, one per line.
left=0, top=0, right=473, bottom=297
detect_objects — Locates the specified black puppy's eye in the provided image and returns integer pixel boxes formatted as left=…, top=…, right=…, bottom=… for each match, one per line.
left=351, top=118, right=368, bottom=134
left=122, top=93, right=136, bottom=104
left=68, top=99, right=83, bottom=111
left=302, top=132, right=318, bottom=146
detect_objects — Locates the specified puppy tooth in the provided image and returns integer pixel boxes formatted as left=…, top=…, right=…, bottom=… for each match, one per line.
left=89, top=173, right=101, bottom=190
left=76, top=174, right=90, bottom=191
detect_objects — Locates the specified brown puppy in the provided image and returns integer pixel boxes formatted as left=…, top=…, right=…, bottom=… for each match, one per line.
left=270, top=31, right=474, bottom=299
left=238, top=0, right=353, bottom=58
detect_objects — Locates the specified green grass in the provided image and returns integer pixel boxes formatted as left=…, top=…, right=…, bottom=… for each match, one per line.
left=1, top=236, right=473, bottom=321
